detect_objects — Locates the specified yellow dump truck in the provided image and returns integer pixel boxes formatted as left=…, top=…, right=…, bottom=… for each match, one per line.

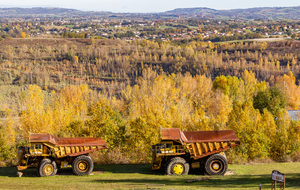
left=17, top=134, right=108, bottom=177
left=152, top=128, right=240, bottom=175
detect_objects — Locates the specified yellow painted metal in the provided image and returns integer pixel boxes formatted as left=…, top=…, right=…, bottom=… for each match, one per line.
left=212, top=163, right=220, bottom=170
left=186, top=141, right=239, bottom=159
left=191, top=143, right=197, bottom=156
left=43, top=164, right=54, bottom=176
left=17, top=165, right=28, bottom=170
left=151, top=152, right=162, bottom=170
left=77, top=161, right=89, bottom=172
left=191, top=162, right=200, bottom=169
left=172, top=164, right=184, bottom=175
left=61, top=161, right=68, bottom=168
left=53, top=145, right=99, bottom=158
left=196, top=143, right=202, bottom=155
left=210, top=160, right=222, bottom=172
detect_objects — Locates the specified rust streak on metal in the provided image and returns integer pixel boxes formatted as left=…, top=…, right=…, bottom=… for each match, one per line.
left=30, top=134, right=107, bottom=147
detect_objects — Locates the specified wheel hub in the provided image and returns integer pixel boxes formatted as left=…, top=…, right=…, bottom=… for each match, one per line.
left=212, top=163, right=220, bottom=170
left=172, top=164, right=184, bottom=175
left=77, top=161, right=89, bottom=172
left=210, top=160, right=223, bottom=172
left=43, top=164, right=54, bottom=176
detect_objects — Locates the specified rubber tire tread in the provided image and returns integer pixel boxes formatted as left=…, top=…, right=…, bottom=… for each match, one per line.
left=204, top=154, right=228, bottom=175
left=37, top=158, right=57, bottom=177
left=72, top=155, right=94, bottom=176
left=165, top=157, right=189, bottom=175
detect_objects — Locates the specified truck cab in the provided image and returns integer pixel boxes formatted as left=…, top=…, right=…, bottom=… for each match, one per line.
left=29, top=143, right=43, bottom=155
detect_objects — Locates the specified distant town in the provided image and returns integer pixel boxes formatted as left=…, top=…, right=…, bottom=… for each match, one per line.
left=1, top=17, right=299, bottom=42
left=0, top=7, right=299, bottom=42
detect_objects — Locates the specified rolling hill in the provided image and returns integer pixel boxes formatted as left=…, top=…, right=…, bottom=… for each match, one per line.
left=0, top=6, right=299, bottom=20
left=164, top=6, right=300, bottom=20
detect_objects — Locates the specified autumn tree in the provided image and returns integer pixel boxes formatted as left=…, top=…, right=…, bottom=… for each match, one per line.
left=87, top=98, right=127, bottom=149
left=275, top=71, right=300, bottom=110
left=253, top=85, right=286, bottom=115
left=20, top=32, right=27, bottom=38
left=20, top=85, right=51, bottom=137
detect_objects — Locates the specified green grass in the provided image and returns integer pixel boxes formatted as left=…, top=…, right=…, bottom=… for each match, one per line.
left=0, top=162, right=299, bottom=190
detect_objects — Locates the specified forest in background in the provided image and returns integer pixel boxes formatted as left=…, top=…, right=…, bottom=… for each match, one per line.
left=0, top=38, right=300, bottom=166
left=0, top=39, right=300, bottom=94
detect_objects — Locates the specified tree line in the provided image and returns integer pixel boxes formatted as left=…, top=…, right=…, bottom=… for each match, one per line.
left=0, top=39, right=299, bottom=93
left=0, top=69, right=299, bottom=166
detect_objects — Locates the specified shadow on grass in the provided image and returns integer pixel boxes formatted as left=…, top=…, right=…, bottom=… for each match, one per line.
left=96, top=164, right=160, bottom=175
left=90, top=173, right=300, bottom=189
left=1, top=164, right=299, bottom=189
left=0, top=167, right=77, bottom=177
left=0, top=167, right=37, bottom=177
left=90, top=164, right=300, bottom=189
left=0, top=164, right=154, bottom=177
left=97, top=164, right=208, bottom=175
left=0, top=164, right=206, bottom=177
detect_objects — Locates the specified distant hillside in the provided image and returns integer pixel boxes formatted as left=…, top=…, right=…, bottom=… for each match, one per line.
left=0, top=7, right=110, bottom=17
left=0, top=6, right=299, bottom=20
left=165, top=7, right=218, bottom=15
left=164, top=6, right=300, bottom=20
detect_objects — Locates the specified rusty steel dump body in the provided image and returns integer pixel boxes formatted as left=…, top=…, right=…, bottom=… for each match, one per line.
left=30, top=134, right=107, bottom=146
left=152, top=128, right=240, bottom=174
left=29, top=134, right=107, bottom=157
left=161, top=128, right=239, bottom=142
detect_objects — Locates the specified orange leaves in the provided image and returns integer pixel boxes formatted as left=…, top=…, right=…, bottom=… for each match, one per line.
left=275, top=71, right=300, bottom=110
left=20, top=85, right=48, bottom=136
left=4, top=69, right=300, bottom=162
left=20, top=32, right=27, bottom=38
left=20, top=84, right=92, bottom=138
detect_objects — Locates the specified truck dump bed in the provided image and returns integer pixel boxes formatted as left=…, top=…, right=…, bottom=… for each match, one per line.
left=30, top=134, right=108, bottom=158
left=160, top=128, right=240, bottom=160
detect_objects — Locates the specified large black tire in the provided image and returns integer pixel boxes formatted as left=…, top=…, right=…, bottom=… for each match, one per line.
left=165, top=157, right=189, bottom=175
left=72, top=155, right=94, bottom=176
left=204, top=154, right=228, bottom=175
left=37, top=158, right=57, bottom=177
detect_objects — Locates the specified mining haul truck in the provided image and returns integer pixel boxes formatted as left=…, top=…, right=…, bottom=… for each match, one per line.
left=17, top=134, right=108, bottom=177
left=152, top=128, right=240, bottom=175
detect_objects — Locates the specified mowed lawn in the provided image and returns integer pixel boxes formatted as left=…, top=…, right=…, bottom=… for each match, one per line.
left=0, top=162, right=299, bottom=190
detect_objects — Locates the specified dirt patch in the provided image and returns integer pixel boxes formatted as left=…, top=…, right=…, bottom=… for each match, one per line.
left=224, top=170, right=235, bottom=175
left=92, top=168, right=105, bottom=175
left=253, top=37, right=291, bottom=42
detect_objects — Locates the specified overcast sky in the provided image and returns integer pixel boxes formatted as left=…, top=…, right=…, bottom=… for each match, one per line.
left=0, top=0, right=299, bottom=13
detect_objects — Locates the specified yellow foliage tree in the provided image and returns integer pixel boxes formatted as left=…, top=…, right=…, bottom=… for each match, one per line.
left=20, top=85, right=51, bottom=137
left=276, top=71, right=300, bottom=110
left=20, top=32, right=27, bottom=38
